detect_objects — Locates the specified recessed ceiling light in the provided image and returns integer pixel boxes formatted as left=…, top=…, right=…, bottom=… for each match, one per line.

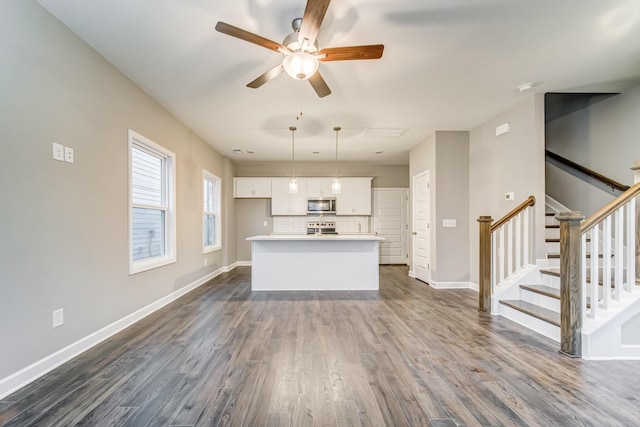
left=518, top=82, right=534, bottom=92
left=232, top=149, right=242, bottom=154
left=364, top=128, right=406, bottom=137
left=375, top=150, right=384, bottom=154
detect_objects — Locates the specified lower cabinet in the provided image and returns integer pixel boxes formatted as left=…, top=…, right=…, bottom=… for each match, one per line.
left=271, top=178, right=308, bottom=215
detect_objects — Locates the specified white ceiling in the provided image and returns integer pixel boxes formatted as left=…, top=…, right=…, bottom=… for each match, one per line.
left=37, top=0, right=640, bottom=165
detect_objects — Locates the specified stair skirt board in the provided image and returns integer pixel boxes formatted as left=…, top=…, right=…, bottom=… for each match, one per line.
left=499, top=302, right=560, bottom=342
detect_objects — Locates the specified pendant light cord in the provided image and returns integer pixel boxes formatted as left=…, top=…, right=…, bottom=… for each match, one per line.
left=290, top=126, right=296, bottom=178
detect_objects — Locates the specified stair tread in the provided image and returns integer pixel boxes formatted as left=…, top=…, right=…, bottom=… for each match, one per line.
left=546, top=238, right=590, bottom=243
left=541, top=268, right=560, bottom=277
left=545, top=212, right=556, bottom=217
left=520, top=284, right=560, bottom=299
left=500, top=300, right=561, bottom=327
left=547, top=252, right=605, bottom=259
left=546, top=224, right=560, bottom=229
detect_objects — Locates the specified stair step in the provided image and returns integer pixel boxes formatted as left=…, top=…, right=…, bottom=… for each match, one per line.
left=520, top=284, right=560, bottom=299
left=547, top=252, right=605, bottom=259
left=499, top=300, right=561, bottom=327
left=541, top=268, right=560, bottom=277
left=546, top=238, right=590, bottom=243
left=545, top=212, right=555, bottom=217
left=546, top=224, right=560, bottom=229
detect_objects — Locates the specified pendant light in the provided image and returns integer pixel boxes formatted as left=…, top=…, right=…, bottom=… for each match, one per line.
left=288, top=126, right=298, bottom=194
left=331, top=126, right=341, bottom=194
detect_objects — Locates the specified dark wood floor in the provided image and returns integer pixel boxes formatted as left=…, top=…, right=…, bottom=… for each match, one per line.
left=2, top=266, right=640, bottom=426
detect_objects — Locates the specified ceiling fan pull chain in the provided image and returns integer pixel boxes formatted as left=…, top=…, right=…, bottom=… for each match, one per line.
left=296, top=80, right=303, bottom=121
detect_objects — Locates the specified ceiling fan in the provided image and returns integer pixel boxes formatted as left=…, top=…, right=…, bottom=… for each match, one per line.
left=215, top=0, right=384, bottom=98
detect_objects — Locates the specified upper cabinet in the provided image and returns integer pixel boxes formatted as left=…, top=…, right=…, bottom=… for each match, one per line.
left=271, top=178, right=307, bottom=215
left=306, top=178, right=334, bottom=198
left=233, top=177, right=272, bottom=198
left=336, top=177, right=372, bottom=215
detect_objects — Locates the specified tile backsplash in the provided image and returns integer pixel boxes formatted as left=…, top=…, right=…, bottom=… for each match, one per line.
left=273, top=216, right=370, bottom=234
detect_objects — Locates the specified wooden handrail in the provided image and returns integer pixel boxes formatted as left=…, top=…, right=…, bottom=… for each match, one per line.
left=580, top=182, right=640, bottom=233
left=546, top=150, right=630, bottom=193
left=491, top=195, right=536, bottom=232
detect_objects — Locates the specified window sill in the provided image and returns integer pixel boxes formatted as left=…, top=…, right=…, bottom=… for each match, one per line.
left=203, top=245, right=222, bottom=254
left=129, top=256, right=176, bottom=275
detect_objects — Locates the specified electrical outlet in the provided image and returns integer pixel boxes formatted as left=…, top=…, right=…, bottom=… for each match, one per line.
left=64, top=146, right=74, bottom=163
left=204, top=258, right=208, bottom=266
left=53, top=142, right=64, bottom=161
left=53, top=309, right=64, bottom=328
left=263, top=221, right=268, bottom=227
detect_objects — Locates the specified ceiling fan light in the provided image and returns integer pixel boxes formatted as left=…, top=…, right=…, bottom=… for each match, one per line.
left=283, top=51, right=319, bottom=80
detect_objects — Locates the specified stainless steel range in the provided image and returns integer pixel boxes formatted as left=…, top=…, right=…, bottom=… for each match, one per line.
left=306, top=221, right=338, bottom=235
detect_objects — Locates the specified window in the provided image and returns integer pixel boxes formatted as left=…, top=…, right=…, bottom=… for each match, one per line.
left=203, top=170, right=221, bottom=252
left=128, top=130, right=176, bottom=274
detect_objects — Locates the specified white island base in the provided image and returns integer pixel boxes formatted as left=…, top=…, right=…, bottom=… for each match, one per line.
left=247, top=235, right=384, bottom=291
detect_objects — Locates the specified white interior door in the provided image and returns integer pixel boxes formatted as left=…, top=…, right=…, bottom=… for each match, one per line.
left=372, top=188, right=408, bottom=264
left=412, top=171, right=431, bottom=283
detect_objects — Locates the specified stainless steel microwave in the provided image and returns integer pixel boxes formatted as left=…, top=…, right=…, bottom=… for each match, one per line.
left=307, top=198, right=336, bottom=214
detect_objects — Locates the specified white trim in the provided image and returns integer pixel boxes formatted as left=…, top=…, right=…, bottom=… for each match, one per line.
left=429, top=281, right=475, bottom=289
left=545, top=194, right=571, bottom=214
left=203, top=170, right=222, bottom=253
left=0, top=264, right=236, bottom=400
left=128, top=129, right=177, bottom=275
left=237, top=260, right=252, bottom=267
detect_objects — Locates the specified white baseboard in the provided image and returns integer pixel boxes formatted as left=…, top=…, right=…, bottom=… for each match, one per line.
left=237, top=261, right=252, bottom=267
left=429, top=281, right=474, bottom=289
left=0, top=264, right=236, bottom=400
left=407, top=270, right=415, bottom=278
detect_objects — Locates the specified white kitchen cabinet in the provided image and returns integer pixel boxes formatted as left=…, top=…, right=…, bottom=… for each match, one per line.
left=233, top=177, right=272, bottom=198
left=305, top=178, right=333, bottom=198
left=336, top=177, right=372, bottom=215
left=271, top=178, right=307, bottom=215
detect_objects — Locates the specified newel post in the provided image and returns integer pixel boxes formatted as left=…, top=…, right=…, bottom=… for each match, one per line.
left=478, top=216, right=493, bottom=312
left=557, top=211, right=585, bottom=357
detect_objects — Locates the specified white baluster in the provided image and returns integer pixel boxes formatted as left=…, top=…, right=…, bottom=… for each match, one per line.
left=615, top=207, right=623, bottom=300
left=590, top=226, right=599, bottom=317
left=523, top=207, right=530, bottom=267
left=492, top=230, right=498, bottom=291
left=602, top=216, right=612, bottom=310
left=582, top=233, right=589, bottom=320
left=515, top=213, right=522, bottom=273
left=507, top=219, right=514, bottom=280
left=627, top=199, right=636, bottom=292
left=499, top=227, right=505, bottom=288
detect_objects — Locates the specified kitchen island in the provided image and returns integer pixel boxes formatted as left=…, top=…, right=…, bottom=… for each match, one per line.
left=246, top=234, right=385, bottom=291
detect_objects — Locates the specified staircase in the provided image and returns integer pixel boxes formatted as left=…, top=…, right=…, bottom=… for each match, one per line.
left=497, top=211, right=562, bottom=342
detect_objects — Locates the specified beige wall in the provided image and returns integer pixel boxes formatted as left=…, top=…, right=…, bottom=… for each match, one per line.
left=408, top=132, right=470, bottom=284
left=469, top=94, right=546, bottom=284
left=546, top=85, right=640, bottom=216
left=0, top=1, right=234, bottom=382
left=235, top=162, right=409, bottom=188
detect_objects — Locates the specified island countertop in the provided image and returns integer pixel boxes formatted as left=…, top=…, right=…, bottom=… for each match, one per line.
left=246, top=234, right=385, bottom=241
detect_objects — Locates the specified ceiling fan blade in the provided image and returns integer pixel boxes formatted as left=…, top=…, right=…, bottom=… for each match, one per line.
left=298, top=0, right=331, bottom=47
left=318, top=44, right=384, bottom=61
left=215, top=21, right=289, bottom=54
left=308, top=72, right=331, bottom=98
left=247, top=64, right=285, bottom=88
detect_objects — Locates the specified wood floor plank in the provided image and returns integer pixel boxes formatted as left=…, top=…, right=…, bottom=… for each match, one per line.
left=2, top=266, right=640, bottom=427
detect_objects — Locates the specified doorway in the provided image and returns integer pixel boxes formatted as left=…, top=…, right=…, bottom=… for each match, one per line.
left=372, top=188, right=409, bottom=264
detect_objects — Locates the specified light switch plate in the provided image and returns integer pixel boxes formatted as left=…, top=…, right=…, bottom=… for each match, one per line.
left=64, top=146, right=74, bottom=163
left=53, top=308, right=64, bottom=328
left=443, top=219, right=457, bottom=228
left=505, top=192, right=515, bottom=201
left=53, top=142, right=64, bottom=161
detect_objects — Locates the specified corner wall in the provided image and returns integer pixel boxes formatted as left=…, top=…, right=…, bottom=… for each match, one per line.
left=468, top=94, right=546, bottom=285
left=0, top=1, right=235, bottom=390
